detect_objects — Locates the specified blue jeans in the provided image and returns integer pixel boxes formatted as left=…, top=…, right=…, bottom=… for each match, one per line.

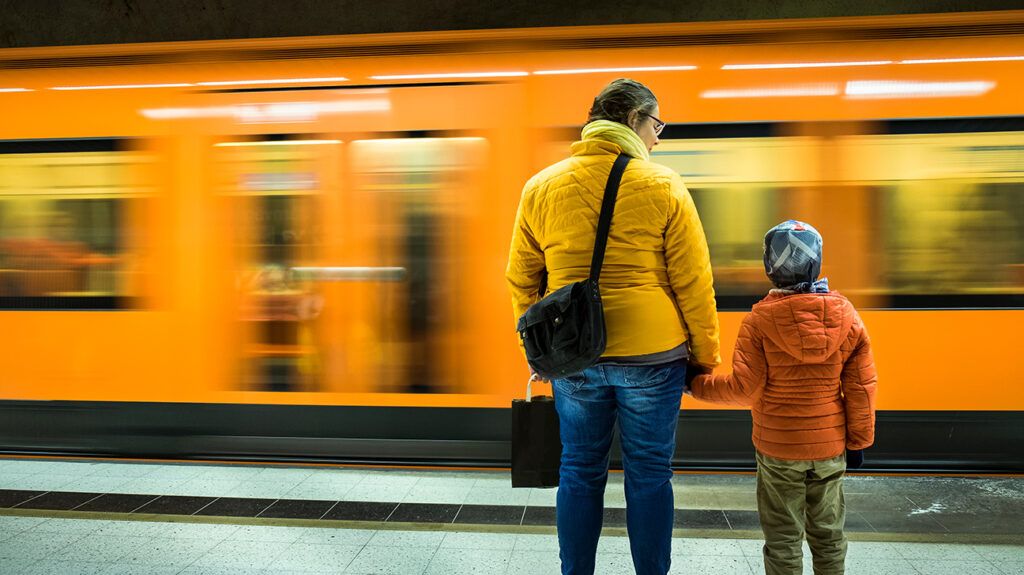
left=553, top=360, right=686, bottom=575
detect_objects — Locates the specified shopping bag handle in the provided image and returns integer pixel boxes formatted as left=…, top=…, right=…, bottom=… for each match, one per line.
left=526, top=373, right=545, bottom=402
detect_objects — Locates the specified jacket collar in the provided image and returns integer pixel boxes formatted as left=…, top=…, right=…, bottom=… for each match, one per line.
left=575, top=120, right=650, bottom=161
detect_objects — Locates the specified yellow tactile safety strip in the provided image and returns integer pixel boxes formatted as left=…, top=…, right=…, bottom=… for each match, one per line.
left=2, top=507, right=1022, bottom=546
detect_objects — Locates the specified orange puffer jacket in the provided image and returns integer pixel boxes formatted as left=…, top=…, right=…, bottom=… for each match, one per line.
left=689, top=291, right=877, bottom=461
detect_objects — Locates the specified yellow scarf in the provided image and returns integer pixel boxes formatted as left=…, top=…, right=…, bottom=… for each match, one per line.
left=580, top=120, right=650, bottom=161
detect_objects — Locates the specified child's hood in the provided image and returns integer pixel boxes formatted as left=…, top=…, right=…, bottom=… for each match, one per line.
left=750, top=292, right=857, bottom=363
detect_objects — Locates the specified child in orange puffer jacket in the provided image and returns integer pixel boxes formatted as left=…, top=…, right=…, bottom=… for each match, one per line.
left=687, top=220, right=877, bottom=575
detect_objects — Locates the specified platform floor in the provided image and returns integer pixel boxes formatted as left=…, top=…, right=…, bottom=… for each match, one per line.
left=1, top=457, right=1021, bottom=574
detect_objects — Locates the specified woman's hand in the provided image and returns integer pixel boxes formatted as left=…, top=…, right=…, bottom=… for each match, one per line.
left=684, top=362, right=712, bottom=393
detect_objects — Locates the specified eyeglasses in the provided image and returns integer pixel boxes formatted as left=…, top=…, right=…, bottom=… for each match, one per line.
left=643, top=112, right=666, bottom=136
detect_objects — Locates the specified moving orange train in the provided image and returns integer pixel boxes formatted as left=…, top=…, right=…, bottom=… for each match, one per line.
left=1, top=11, right=1021, bottom=470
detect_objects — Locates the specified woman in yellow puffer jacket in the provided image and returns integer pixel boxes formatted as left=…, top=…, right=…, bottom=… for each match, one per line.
left=506, top=78, right=720, bottom=575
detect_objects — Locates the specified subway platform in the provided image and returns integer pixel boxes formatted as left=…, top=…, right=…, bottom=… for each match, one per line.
left=0, top=457, right=1022, bottom=574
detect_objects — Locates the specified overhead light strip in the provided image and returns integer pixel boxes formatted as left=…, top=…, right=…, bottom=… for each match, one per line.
left=196, top=77, right=350, bottom=86
left=534, top=65, right=696, bottom=75
left=51, top=82, right=194, bottom=91
left=844, top=80, right=995, bottom=98
left=899, top=56, right=1024, bottom=64
left=0, top=87, right=33, bottom=93
left=141, top=98, right=390, bottom=121
left=701, top=84, right=840, bottom=98
left=51, top=78, right=351, bottom=91
left=369, top=71, right=529, bottom=80
left=722, top=60, right=892, bottom=70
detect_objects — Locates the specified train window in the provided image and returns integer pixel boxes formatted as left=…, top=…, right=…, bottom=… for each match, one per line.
left=0, top=139, right=148, bottom=310
left=881, top=181, right=1022, bottom=301
left=845, top=131, right=1024, bottom=308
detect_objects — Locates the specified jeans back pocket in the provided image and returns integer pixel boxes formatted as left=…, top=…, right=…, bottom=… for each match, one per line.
left=553, top=373, right=587, bottom=395
left=623, top=363, right=680, bottom=388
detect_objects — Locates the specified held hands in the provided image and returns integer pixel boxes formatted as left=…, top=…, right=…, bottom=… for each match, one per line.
left=684, top=362, right=712, bottom=394
left=846, top=449, right=864, bottom=470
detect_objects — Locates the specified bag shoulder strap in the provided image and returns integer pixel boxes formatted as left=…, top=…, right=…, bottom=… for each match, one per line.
left=589, top=153, right=631, bottom=284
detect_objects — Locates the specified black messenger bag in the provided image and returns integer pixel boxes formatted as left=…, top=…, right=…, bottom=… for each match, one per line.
left=516, top=153, right=631, bottom=380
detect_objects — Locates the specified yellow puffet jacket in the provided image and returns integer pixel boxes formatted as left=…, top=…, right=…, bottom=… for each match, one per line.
left=505, top=135, right=721, bottom=367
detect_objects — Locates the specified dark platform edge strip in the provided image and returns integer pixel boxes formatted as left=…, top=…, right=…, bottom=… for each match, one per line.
left=0, top=403, right=1022, bottom=473
left=1, top=488, right=1019, bottom=536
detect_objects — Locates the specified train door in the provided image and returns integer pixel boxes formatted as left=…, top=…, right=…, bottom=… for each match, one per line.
left=319, top=137, right=488, bottom=395
left=216, top=138, right=332, bottom=393
left=212, top=83, right=523, bottom=401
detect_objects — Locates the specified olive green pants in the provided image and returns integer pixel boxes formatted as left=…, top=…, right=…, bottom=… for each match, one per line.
left=755, top=451, right=848, bottom=575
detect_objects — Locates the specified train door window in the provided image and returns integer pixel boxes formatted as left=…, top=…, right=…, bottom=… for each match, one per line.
left=0, top=139, right=151, bottom=309
left=216, top=138, right=328, bottom=392
left=687, top=185, right=779, bottom=298
left=338, top=137, right=487, bottom=394
left=653, top=136, right=818, bottom=308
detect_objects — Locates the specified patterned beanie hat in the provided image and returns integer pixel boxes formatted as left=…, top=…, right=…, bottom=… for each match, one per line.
left=763, top=220, right=823, bottom=288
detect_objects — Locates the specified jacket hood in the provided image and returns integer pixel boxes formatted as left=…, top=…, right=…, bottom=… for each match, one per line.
left=751, top=292, right=856, bottom=363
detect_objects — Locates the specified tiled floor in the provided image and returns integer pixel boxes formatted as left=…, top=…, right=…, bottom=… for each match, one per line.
left=1, top=458, right=1022, bottom=573
left=1, top=516, right=1023, bottom=574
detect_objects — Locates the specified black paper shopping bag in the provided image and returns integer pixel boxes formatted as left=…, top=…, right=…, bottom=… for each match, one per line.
left=511, top=375, right=562, bottom=488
